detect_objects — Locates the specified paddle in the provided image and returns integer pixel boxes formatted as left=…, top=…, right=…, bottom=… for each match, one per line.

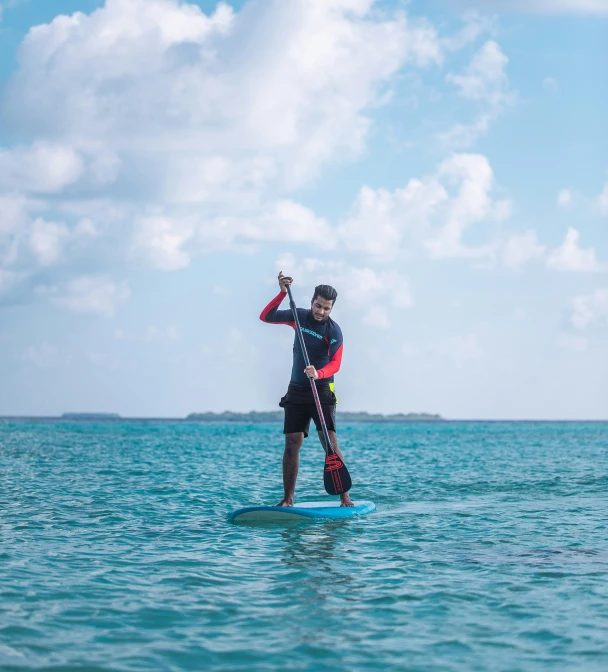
left=283, top=279, right=352, bottom=495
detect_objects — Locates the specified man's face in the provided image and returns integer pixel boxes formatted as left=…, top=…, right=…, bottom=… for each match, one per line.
left=311, top=295, right=334, bottom=321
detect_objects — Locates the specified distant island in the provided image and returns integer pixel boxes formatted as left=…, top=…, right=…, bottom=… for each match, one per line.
left=186, top=411, right=442, bottom=423
left=62, top=413, right=121, bottom=420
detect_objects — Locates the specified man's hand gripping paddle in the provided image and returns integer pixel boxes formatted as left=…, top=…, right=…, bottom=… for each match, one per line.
left=283, top=279, right=352, bottom=496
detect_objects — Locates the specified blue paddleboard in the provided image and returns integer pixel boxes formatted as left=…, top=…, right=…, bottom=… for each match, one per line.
left=229, top=500, right=375, bottom=524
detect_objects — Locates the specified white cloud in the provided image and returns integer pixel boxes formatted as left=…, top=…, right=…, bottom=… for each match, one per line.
left=0, top=0, right=452, bottom=308
left=0, top=194, right=28, bottom=272
left=129, top=200, right=336, bottom=271
left=338, top=179, right=447, bottom=257
left=441, top=40, right=514, bottom=149
left=131, top=215, right=196, bottom=271
left=425, top=153, right=510, bottom=260
left=2, top=0, right=441, bottom=195
left=557, top=188, right=573, bottom=209
left=49, top=276, right=130, bottom=317
left=502, top=230, right=545, bottom=270
left=570, top=288, right=608, bottom=330
left=596, top=183, right=608, bottom=216
left=0, top=194, right=28, bottom=237
left=447, top=40, right=511, bottom=106
left=462, top=0, right=608, bottom=15
left=0, top=268, right=24, bottom=296
left=343, top=266, right=413, bottom=310
left=27, top=218, right=70, bottom=266
left=546, top=227, right=601, bottom=272
left=0, top=206, right=108, bottom=302
left=440, top=13, right=495, bottom=53
left=246, top=201, right=336, bottom=248
left=338, top=152, right=509, bottom=261
left=0, top=194, right=28, bottom=276
left=0, top=143, right=85, bottom=193
left=73, top=218, right=99, bottom=238
left=437, top=113, right=494, bottom=150
left=275, top=253, right=412, bottom=327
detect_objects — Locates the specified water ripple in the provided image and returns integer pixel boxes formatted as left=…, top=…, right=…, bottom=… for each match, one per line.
left=1, top=420, right=607, bottom=671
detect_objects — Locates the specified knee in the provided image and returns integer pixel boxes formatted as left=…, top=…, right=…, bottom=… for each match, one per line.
left=285, top=433, right=303, bottom=452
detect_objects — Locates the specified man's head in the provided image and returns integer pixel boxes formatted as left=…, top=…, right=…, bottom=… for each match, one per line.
left=311, top=284, right=337, bottom=322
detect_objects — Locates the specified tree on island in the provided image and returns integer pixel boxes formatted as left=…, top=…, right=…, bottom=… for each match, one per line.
left=186, top=411, right=442, bottom=423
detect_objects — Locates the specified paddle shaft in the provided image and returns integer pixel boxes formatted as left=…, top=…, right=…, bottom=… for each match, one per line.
left=284, top=282, right=335, bottom=457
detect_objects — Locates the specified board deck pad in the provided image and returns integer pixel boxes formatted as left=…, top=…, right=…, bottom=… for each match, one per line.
left=229, top=500, right=376, bottom=524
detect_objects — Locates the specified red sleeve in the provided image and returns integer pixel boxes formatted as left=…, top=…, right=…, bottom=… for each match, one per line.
left=317, top=343, right=343, bottom=380
left=259, top=291, right=296, bottom=328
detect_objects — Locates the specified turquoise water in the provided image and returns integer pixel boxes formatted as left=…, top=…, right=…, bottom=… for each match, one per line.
left=1, top=419, right=607, bottom=671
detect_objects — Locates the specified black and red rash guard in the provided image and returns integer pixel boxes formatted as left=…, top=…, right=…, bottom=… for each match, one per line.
left=260, top=291, right=344, bottom=387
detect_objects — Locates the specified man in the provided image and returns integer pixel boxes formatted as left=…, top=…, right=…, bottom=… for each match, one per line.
left=260, top=271, right=353, bottom=507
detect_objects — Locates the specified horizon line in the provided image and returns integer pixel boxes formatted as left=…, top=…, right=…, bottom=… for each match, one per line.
left=1, top=414, right=607, bottom=423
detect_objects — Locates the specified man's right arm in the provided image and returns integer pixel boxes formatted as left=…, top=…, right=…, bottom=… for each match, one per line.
left=259, top=291, right=295, bottom=326
left=260, top=271, right=297, bottom=327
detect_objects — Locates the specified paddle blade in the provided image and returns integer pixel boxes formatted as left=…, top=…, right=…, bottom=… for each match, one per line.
left=323, top=453, right=352, bottom=495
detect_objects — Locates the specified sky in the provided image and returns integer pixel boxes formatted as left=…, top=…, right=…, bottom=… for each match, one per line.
left=0, top=0, right=606, bottom=420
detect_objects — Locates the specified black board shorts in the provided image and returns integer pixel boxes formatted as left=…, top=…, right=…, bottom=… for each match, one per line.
left=279, top=384, right=337, bottom=438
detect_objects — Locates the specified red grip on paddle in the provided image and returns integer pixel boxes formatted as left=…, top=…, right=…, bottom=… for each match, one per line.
left=324, top=454, right=344, bottom=471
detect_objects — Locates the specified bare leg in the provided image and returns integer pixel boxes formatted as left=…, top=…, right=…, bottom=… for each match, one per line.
left=317, top=429, right=354, bottom=507
left=277, top=432, right=304, bottom=506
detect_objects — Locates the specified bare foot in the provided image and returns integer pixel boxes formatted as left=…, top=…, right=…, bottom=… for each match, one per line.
left=277, top=498, right=294, bottom=507
left=340, top=493, right=354, bottom=507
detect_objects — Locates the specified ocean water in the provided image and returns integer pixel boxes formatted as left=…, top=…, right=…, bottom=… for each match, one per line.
left=1, top=419, right=607, bottom=671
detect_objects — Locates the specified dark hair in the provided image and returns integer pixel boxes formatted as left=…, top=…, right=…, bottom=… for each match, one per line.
left=312, top=284, right=338, bottom=305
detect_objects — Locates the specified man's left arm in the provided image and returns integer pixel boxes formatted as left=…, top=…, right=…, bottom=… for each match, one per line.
left=316, top=324, right=344, bottom=380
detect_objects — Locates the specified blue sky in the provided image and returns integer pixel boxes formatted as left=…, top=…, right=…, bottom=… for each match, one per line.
left=0, top=0, right=607, bottom=419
